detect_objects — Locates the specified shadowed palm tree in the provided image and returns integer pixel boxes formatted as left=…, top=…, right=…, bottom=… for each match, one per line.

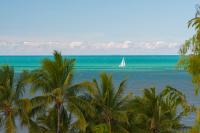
left=128, top=86, right=190, bottom=133
left=0, top=65, right=30, bottom=133
left=30, top=51, right=94, bottom=133
left=85, top=73, right=133, bottom=133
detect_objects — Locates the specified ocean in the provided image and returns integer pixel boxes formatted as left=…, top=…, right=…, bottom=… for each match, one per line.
left=0, top=55, right=198, bottom=131
left=0, top=55, right=179, bottom=72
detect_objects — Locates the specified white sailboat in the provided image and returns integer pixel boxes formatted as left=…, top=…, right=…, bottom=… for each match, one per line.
left=119, top=57, right=126, bottom=68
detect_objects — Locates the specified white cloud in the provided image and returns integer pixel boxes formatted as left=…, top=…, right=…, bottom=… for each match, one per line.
left=0, top=40, right=182, bottom=55
left=69, top=41, right=83, bottom=48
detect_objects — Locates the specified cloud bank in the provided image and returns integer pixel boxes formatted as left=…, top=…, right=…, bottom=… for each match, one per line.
left=0, top=40, right=182, bottom=55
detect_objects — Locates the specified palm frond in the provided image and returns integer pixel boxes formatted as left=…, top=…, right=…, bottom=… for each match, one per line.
left=92, top=123, right=109, bottom=133
left=113, top=79, right=127, bottom=104
left=5, top=113, right=15, bottom=133
left=15, top=70, right=30, bottom=99
left=112, top=111, right=128, bottom=123
left=67, top=96, right=95, bottom=117
left=67, top=101, right=87, bottom=131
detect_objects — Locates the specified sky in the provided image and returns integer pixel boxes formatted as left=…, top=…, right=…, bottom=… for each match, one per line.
left=0, top=0, right=199, bottom=55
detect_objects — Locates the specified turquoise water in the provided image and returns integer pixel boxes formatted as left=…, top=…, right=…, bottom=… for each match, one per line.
left=0, top=55, right=198, bottom=131
left=0, top=55, right=179, bottom=71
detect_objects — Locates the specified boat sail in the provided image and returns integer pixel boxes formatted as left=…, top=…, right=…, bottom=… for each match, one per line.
left=119, top=57, right=126, bottom=68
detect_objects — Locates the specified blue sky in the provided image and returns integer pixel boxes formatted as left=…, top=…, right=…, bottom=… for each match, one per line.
left=0, top=0, right=199, bottom=55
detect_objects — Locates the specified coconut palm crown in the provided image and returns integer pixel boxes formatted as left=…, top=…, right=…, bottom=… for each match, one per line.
left=129, top=86, right=191, bottom=133
left=85, top=73, right=133, bottom=133
left=29, top=51, right=94, bottom=133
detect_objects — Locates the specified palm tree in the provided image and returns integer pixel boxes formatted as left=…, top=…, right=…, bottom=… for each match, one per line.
left=128, top=86, right=190, bottom=133
left=30, top=50, right=94, bottom=133
left=27, top=107, right=72, bottom=133
left=85, top=73, right=133, bottom=133
left=178, top=5, right=200, bottom=94
left=0, top=65, right=31, bottom=133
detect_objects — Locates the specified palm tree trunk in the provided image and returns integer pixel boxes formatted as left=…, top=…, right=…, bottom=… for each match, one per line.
left=56, top=104, right=61, bottom=133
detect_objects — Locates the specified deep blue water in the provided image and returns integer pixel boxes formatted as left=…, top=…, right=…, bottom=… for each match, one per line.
left=0, top=55, right=198, bottom=132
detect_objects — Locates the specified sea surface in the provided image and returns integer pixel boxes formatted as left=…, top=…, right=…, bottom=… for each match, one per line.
left=0, top=55, right=199, bottom=132
left=0, top=55, right=179, bottom=72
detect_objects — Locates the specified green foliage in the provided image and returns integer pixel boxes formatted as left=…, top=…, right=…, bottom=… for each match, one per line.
left=85, top=73, right=133, bottom=133
left=0, top=65, right=30, bottom=133
left=31, top=107, right=72, bottom=133
left=178, top=6, right=200, bottom=94
left=128, top=86, right=191, bottom=133
left=188, top=107, right=200, bottom=133
left=29, top=50, right=93, bottom=133
left=92, top=124, right=109, bottom=133
left=178, top=5, right=200, bottom=132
